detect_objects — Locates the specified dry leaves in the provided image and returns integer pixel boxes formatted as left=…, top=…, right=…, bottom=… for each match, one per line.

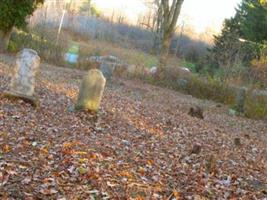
left=0, top=59, right=266, bottom=199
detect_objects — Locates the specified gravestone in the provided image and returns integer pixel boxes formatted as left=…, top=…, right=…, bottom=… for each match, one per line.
left=4, top=49, right=40, bottom=106
left=188, top=105, right=204, bottom=119
left=87, top=55, right=125, bottom=80
left=149, top=66, right=158, bottom=75
left=100, top=62, right=113, bottom=81
left=235, top=87, right=247, bottom=113
left=177, top=78, right=188, bottom=90
left=75, top=69, right=106, bottom=112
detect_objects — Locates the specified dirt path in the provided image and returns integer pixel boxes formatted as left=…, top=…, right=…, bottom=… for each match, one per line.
left=0, top=57, right=266, bottom=199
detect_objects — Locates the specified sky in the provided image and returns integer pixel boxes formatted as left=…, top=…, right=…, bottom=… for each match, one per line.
left=92, top=0, right=242, bottom=33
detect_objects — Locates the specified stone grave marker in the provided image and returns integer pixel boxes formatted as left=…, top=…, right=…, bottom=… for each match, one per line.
left=75, top=69, right=106, bottom=112
left=100, top=62, right=113, bottom=81
left=235, top=87, right=247, bottom=113
left=4, top=48, right=40, bottom=106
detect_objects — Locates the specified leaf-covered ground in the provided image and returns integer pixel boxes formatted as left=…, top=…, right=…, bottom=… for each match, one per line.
left=0, top=59, right=266, bottom=199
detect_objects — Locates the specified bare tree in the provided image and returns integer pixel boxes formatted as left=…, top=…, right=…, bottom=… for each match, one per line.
left=152, top=0, right=185, bottom=68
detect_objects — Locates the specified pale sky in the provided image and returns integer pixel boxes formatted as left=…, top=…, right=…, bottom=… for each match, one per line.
left=92, top=0, right=241, bottom=33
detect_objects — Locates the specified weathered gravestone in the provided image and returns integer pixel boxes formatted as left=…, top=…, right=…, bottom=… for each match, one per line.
left=177, top=78, right=188, bottom=90
left=87, top=55, right=132, bottom=79
left=235, top=87, right=247, bottom=113
left=100, top=62, right=114, bottom=81
left=149, top=66, right=158, bottom=75
left=4, top=48, right=40, bottom=106
left=188, top=105, right=204, bottom=119
left=75, top=69, right=106, bottom=112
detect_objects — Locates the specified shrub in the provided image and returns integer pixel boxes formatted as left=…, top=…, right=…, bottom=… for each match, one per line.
left=8, top=30, right=65, bottom=66
left=251, top=56, right=267, bottom=88
left=185, top=76, right=236, bottom=104
left=149, top=65, right=267, bottom=119
left=144, top=65, right=236, bottom=105
left=245, top=91, right=267, bottom=119
left=181, top=60, right=197, bottom=73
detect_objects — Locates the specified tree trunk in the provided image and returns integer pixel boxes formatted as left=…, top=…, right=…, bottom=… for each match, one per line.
left=159, top=32, right=172, bottom=70
left=0, top=29, right=12, bottom=52
left=153, top=0, right=184, bottom=71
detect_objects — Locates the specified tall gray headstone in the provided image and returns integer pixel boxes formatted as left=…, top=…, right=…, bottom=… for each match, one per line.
left=75, top=69, right=106, bottom=112
left=100, top=62, right=114, bottom=81
left=4, top=49, right=40, bottom=106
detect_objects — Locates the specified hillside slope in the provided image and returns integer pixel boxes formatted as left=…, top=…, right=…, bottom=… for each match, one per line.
left=0, top=60, right=266, bottom=199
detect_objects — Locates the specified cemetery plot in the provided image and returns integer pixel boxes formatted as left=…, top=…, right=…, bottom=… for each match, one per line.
left=0, top=61, right=266, bottom=199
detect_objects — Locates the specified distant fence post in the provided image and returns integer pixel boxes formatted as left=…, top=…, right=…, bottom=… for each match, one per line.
left=56, top=9, right=67, bottom=45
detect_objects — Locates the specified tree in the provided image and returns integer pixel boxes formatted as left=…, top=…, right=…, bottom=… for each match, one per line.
left=79, top=0, right=101, bottom=17
left=210, top=17, right=259, bottom=79
left=0, top=0, right=44, bottom=51
left=208, top=0, right=266, bottom=77
left=152, top=0, right=185, bottom=68
left=237, top=0, right=267, bottom=43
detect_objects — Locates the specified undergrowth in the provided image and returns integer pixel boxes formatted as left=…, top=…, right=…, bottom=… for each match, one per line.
left=7, top=28, right=267, bottom=120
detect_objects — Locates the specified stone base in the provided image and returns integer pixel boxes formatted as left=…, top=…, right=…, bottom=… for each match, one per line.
left=2, top=90, right=39, bottom=107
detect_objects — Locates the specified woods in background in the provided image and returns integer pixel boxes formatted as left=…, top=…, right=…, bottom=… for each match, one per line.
left=208, top=0, right=267, bottom=86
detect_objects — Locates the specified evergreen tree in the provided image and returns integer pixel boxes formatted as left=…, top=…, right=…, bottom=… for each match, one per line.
left=208, top=0, right=266, bottom=75
left=237, top=0, right=267, bottom=43
left=0, top=0, right=44, bottom=51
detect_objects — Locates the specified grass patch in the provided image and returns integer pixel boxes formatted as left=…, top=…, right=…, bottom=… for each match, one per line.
left=8, top=27, right=160, bottom=71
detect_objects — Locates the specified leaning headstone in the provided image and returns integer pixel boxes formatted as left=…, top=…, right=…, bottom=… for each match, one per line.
left=235, top=87, right=247, bottom=113
left=4, top=48, right=40, bottom=106
left=75, top=69, right=106, bottom=112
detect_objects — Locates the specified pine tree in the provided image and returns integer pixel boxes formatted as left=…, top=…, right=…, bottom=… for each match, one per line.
left=208, top=0, right=266, bottom=75
left=237, top=0, right=267, bottom=43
